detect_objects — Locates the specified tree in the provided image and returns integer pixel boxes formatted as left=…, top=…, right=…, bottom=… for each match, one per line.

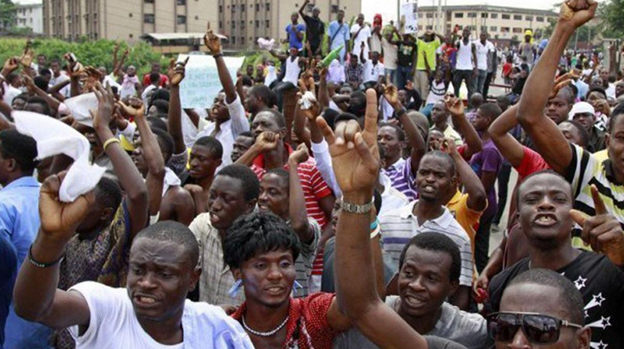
left=597, top=0, right=624, bottom=38
left=0, top=0, right=16, bottom=31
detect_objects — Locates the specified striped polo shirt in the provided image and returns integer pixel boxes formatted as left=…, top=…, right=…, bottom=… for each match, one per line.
left=564, top=143, right=624, bottom=248
left=382, top=157, right=418, bottom=201
left=379, top=201, right=474, bottom=286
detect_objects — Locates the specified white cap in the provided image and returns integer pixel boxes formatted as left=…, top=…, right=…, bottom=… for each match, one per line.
left=569, top=102, right=595, bottom=120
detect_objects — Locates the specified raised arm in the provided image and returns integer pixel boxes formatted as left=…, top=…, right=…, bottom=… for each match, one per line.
left=92, top=83, right=148, bottom=238
left=204, top=26, right=236, bottom=103
left=516, top=0, right=597, bottom=174
left=445, top=95, right=482, bottom=158
left=298, top=0, right=309, bottom=19
left=319, top=89, right=428, bottom=348
left=167, top=58, right=189, bottom=154
left=488, top=105, right=524, bottom=167
left=444, top=138, right=487, bottom=211
left=293, top=95, right=312, bottom=144
left=14, top=172, right=92, bottom=330
left=287, top=144, right=315, bottom=244
left=22, top=74, right=62, bottom=113
left=384, top=84, right=426, bottom=172
left=131, top=99, right=165, bottom=216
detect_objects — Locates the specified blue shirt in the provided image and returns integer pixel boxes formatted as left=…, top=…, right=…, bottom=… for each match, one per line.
left=0, top=235, right=17, bottom=348
left=328, top=21, right=350, bottom=50
left=286, top=23, right=305, bottom=50
left=0, top=176, right=53, bottom=349
left=0, top=176, right=41, bottom=265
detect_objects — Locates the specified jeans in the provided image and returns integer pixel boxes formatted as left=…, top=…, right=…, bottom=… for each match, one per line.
left=452, top=69, right=474, bottom=99
left=483, top=71, right=494, bottom=98
left=414, top=70, right=430, bottom=101
left=475, top=69, right=487, bottom=95
left=475, top=212, right=496, bottom=273
left=494, top=163, right=512, bottom=225
left=396, top=66, right=413, bottom=90
left=385, top=68, right=397, bottom=86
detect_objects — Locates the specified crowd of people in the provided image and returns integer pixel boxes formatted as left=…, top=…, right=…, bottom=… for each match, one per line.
left=0, top=0, right=623, bottom=348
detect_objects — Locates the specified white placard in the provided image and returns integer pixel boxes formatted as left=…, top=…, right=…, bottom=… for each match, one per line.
left=400, top=0, right=419, bottom=34
left=177, top=54, right=245, bottom=109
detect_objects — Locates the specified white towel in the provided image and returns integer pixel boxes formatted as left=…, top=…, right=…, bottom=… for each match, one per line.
left=13, top=111, right=106, bottom=202
left=162, top=167, right=181, bottom=197
left=63, top=92, right=98, bottom=127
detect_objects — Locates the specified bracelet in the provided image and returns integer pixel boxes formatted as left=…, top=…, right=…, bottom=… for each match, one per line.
left=28, top=245, right=64, bottom=268
left=103, top=137, right=120, bottom=151
left=341, top=200, right=374, bottom=214
left=213, top=53, right=223, bottom=59
left=370, top=218, right=380, bottom=239
left=395, top=107, right=407, bottom=118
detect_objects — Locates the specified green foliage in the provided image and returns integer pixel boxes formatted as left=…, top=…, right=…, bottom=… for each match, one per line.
left=0, top=38, right=169, bottom=74
left=0, top=0, right=17, bottom=29
left=598, top=0, right=624, bottom=38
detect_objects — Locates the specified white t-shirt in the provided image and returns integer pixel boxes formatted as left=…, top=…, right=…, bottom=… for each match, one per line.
left=425, top=80, right=448, bottom=105
left=382, top=37, right=398, bottom=70
left=474, top=40, right=494, bottom=71
left=363, top=60, right=385, bottom=83
left=350, top=24, right=372, bottom=57
left=68, top=281, right=254, bottom=349
left=283, top=56, right=301, bottom=85
left=49, top=73, right=71, bottom=98
left=456, top=41, right=474, bottom=71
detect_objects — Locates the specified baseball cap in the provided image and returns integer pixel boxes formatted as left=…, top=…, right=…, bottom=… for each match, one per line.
left=569, top=102, right=595, bottom=119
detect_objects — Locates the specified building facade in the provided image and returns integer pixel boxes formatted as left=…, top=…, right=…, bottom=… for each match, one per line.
left=16, top=0, right=44, bottom=34
left=218, top=0, right=361, bottom=50
left=417, top=5, right=557, bottom=42
left=42, top=0, right=218, bottom=42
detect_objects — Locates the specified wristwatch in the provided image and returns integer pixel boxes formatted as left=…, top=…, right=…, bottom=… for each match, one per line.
left=341, top=200, right=374, bottom=214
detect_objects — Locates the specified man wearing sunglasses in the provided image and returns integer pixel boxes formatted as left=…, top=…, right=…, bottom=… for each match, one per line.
left=490, top=268, right=591, bottom=347
left=485, top=171, right=624, bottom=348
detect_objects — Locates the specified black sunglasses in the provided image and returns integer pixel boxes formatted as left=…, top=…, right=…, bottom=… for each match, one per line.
left=487, top=312, right=583, bottom=344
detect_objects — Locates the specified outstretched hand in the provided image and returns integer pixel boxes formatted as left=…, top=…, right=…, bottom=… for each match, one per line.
left=383, top=83, right=400, bottom=109
left=444, top=94, right=464, bottom=117
left=316, top=89, right=380, bottom=195
left=168, top=57, right=190, bottom=87
left=39, top=172, right=95, bottom=241
left=559, top=0, right=597, bottom=29
left=117, top=97, right=144, bottom=118
left=549, top=72, right=575, bottom=98
left=570, top=185, right=624, bottom=267
left=204, top=24, right=223, bottom=54
left=91, top=82, right=116, bottom=131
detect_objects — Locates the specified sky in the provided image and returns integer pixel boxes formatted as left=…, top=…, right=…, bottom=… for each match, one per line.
left=361, top=0, right=582, bottom=23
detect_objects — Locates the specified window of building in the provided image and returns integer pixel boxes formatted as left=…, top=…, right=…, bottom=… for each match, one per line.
left=232, top=36, right=236, bottom=44
left=241, top=4, right=245, bottom=11
left=232, top=21, right=236, bottom=28
left=232, top=5, right=236, bottom=12
left=502, top=14, right=510, bottom=19
left=331, top=4, right=338, bottom=13
left=454, top=12, right=464, bottom=18
left=468, top=12, right=477, bottom=18
left=481, top=25, right=487, bottom=32
left=265, top=19, right=270, bottom=28
left=240, top=20, right=245, bottom=28
left=525, top=15, right=533, bottom=21
left=129, top=33, right=133, bottom=38
left=219, top=21, right=222, bottom=28
left=426, top=25, right=433, bottom=30
left=255, top=20, right=259, bottom=28
left=491, top=13, right=498, bottom=19
left=513, top=14, right=522, bottom=20
left=241, top=36, right=245, bottom=45
left=255, top=3, right=259, bottom=11
left=144, top=0, right=153, bottom=3
left=195, top=15, right=198, bottom=20
left=176, top=0, right=185, bottom=5
left=219, top=5, right=222, bottom=12
left=490, top=26, right=497, bottom=32
left=501, top=27, right=510, bottom=32
left=418, top=25, right=423, bottom=30
left=536, top=16, right=544, bottom=21
left=266, top=3, right=270, bottom=11
left=426, top=13, right=433, bottom=18
left=177, top=15, right=186, bottom=24
left=513, top=27, right=522, bottom=33
left=143, top=13, right=154, bottom=23
left=481, top=13, right=488, bottom=18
